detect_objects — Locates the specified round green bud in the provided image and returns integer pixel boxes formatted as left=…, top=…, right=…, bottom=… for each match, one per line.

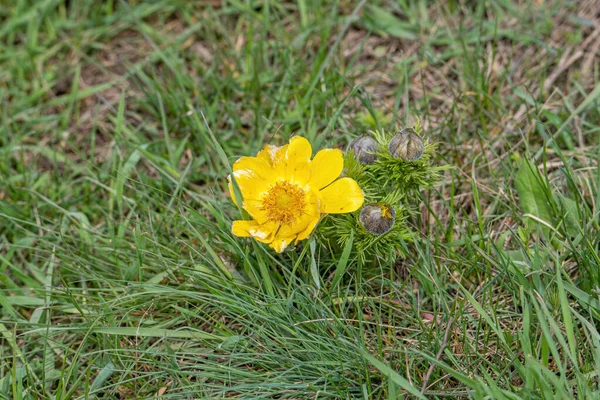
left=388, top=128, right=424, bottom=161
left=359, top=203, right=396, bottom=235
left=348, top=136, right=379, bottom=165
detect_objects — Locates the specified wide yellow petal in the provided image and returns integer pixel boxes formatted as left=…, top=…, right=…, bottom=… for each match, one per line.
left=232, top=156, right=275, bottom=182
left=284, top=158, right=311, bottom=186
left=243, top=198, right=269, bottom=224
left=228, top=169, right=271, bottom=206
left=257, top=144, right=288, bottom=166
left=232, top=220, right=257, bottom=237
left=256, top=145, right=272, bottom=164
left=319, top=177, right=364, bottom=214
left=295, top=215, right=321, bottom=242
left=232, top=220, right=278, bottom=244
left=249, top=221, right=279, bottom=243
left=269, top=234, right=296, bottom=253
left=282, top=137, right=312, bottom=184
left=308, top=148, right=343, bottom=190
left=228, top=155, right=275, bottom=205
left=286, top=136, right=312, bottom=162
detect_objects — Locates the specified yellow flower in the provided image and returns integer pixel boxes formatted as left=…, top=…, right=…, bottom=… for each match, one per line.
left=228, top=136, right=364, bottom=253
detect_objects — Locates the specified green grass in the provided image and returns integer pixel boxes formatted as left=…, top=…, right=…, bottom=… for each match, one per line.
left=1, top=0, right=600, bottom=398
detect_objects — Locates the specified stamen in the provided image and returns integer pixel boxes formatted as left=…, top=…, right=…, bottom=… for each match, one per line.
left=262, top=181, right=306, bottom=224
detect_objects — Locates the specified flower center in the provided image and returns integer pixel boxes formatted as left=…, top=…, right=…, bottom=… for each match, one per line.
left=262, top=181, right=306, bottom=224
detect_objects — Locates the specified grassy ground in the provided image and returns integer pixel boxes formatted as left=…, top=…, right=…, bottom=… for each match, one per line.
left=1, top=0, right=600, bottom=398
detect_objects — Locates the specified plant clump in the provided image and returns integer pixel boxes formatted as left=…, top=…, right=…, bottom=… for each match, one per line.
left=318, top=119, right=445, bottom=264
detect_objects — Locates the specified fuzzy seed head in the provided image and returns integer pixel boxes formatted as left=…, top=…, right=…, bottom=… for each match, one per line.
left=388, top=128, right=424, bottom=161
left=349, top=136, right=379, bottom=165
left=359, top=203, right=396, bottom=235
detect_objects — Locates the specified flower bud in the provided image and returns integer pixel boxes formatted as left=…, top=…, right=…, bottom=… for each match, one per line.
left=348, top=136, right=379, bottom=165
left=388, top=128, right=424, bottom=161
left=359, top=203, right=396, bottom=235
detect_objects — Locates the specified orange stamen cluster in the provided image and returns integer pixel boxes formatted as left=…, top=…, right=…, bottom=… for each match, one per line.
left=261, top=181, right=306, bottom=224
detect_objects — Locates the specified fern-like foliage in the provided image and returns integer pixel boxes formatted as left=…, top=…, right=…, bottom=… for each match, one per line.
left=317, top=121, right=445, bottom=264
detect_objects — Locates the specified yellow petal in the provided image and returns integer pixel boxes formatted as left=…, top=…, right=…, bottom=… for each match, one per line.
left=256, top=145, right=273, bottom=163
left=232, top=220, right=278, bottom=244
left=243, top=198, right=269, bottom=224
left=309, top=148, right=343, bottom=190
left=228, top=169, right=270, bottom=206
left=257, top=144, right=288, bottom=166
left=319, top=177, right=364, bottom=214
left=295, top=215, right=321, bottom=242
left=228, top=156, right=275, bottom=206
left=282, top=136, right=312, bottom=184
left=232, top=156, right=275, bottom=182
left=228, top=175, right=240, bottom=205
left=249, top=221, right=278, bottom=243
left=286, top=136, right=312, bottom=161
left=269, top=234, right=296, bottom=253
left=284, top=158, right=311, bottom=186
left=232, top=220, right=257, bottom=237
